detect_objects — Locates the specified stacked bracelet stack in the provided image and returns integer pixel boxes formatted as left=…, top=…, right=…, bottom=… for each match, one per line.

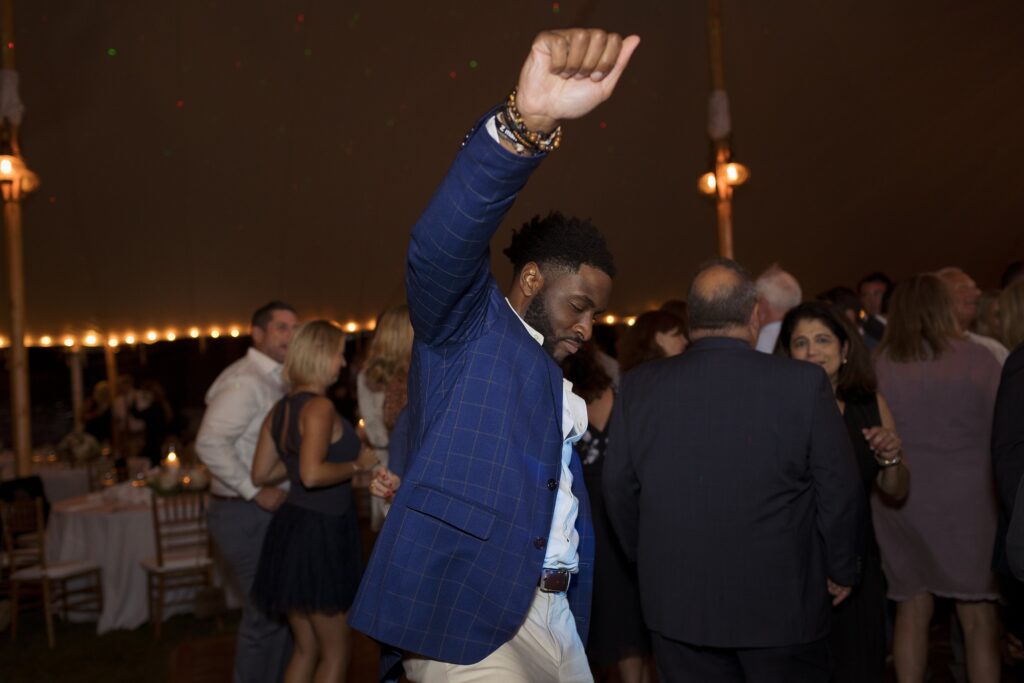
left=495, top=87, right=563, bottom=155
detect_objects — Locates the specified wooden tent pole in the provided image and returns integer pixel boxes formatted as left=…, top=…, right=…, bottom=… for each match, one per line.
left=1, top=0, right=33, bottom=476
left=708, top=0, right=735, bottom=259
left=69, top=348, right=84, bottom=432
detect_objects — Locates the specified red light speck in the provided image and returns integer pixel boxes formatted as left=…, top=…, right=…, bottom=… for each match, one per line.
left=176, top=99, right=185, bottom=109
left=599, top=121, right=607, bottom=129
left=449, top=71, right=457, bottom=79
left=297, top=13, right=305, bottom=23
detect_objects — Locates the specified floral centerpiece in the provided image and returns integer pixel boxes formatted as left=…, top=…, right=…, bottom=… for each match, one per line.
left=147, top=447, right=211, bottom=495
left=57, top=431, right=101, bottom=464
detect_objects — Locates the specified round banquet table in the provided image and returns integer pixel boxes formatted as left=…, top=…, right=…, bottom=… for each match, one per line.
left=0, top=452, right=91, bottom=503
left=44, top=485, right=198, bottom=633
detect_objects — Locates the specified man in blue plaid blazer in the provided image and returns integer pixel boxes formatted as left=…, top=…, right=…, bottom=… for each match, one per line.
left=349, top=28, right=640, bottom=682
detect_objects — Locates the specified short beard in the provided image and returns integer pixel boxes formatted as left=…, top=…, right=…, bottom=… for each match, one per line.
left=523, top=292, right=559, bottom=357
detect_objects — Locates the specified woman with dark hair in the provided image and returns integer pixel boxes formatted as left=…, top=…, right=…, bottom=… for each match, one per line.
left=778, top=301, right=909, bottom=682
left=872, top=274, right=1003, bottom=683
left=562, top=341, right=652, bottom=683
left=617, top=310, right=687, bottom=373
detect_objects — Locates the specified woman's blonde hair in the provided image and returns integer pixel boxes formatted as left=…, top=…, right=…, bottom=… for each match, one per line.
left=1000, top=280, right=1024, bottom=350
left=877, top=274, right=960, bottom=363
left=282, top=320, right=346, bottom=388
left=363, top=304, right=413, bottom=389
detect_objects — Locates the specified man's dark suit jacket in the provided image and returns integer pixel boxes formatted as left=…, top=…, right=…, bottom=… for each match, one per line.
left=603, top=336, right=864, bottom=649
left=348, top=111, right=594, bottom=666
left=993, top=344, right=1024, bottom=575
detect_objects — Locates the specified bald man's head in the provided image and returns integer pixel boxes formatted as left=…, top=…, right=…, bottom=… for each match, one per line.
left=687, top=259, right=759, bottom=340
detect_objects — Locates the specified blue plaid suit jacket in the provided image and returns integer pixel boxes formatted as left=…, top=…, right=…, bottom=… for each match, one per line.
left=349, top=111, right=595, bottom=666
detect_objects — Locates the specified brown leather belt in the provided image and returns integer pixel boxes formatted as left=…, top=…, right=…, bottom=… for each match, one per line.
left=538, top=568, right=571, bottom=593
left=210, top=493, right=247, bottom=502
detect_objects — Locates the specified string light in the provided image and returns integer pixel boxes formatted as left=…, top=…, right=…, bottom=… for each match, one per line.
left=7, top=311, right=632, bottom=348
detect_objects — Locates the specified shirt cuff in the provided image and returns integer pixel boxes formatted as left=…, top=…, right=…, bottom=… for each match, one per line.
left=236, top=478, right=261, bottom=501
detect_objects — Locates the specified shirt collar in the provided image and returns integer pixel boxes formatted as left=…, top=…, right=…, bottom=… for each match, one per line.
left=506, top=298, right=545, bottom=346
left=247, top=347, right=282, bottom=376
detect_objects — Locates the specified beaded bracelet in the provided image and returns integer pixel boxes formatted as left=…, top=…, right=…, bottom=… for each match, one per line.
left=503, top=87, right=563, bottom=153
left=495, top=110, right=539, bottom=156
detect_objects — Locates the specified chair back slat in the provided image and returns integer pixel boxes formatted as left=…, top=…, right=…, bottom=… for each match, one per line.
left=150, top=491, right=209, bottom=567
left=0, top=497, right=46, bottom=569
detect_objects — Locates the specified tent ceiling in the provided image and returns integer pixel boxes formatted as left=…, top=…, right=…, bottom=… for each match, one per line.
left=2, top=1, right=1022, bottom=336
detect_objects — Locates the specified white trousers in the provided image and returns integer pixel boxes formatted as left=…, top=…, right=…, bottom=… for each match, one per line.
left=403, top=588, right=593, bottom=683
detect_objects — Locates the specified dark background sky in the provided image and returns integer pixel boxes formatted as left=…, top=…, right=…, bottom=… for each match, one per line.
left=2, top=0, right=1023, bottom=339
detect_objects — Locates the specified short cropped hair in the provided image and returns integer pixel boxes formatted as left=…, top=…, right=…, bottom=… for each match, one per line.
left=618, top=310, right=686, bottom=373
left=503, top=211, right=616, bottom=278
left=857, top=271, right=893, bottom=292
left=282, top=320, right=346, bottom=388
left=687, top=258, right=758, bottom=331
left=251, top=301, right=296, bottom=330
left=756, top=264, right=802, bottom=313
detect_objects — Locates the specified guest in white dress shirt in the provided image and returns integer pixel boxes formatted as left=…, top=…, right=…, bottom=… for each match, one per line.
left=754, top=264, right=802, bottom=353
left=196, top=301, right=298, bottom=683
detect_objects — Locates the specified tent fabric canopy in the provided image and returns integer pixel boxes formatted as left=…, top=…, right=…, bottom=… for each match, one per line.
left=2, top=1, right=1022, bottom=337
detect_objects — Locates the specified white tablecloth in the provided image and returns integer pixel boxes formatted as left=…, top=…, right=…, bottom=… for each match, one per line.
left=0, top=453, right=91, bottom=503
left=45, top=485, right=197, bottom=633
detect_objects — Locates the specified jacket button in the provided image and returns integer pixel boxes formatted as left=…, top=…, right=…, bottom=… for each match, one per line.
left=546, top=479, right=557, bottom=491
left=534, top=537, right=546, bottom=550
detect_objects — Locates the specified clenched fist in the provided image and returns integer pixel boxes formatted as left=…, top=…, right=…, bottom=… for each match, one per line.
left=514, top=28, right=641, bottom=134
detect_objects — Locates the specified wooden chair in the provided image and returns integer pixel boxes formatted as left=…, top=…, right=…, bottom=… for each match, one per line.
left=0, top=497, right=103, bottom=649
left=141, top=490, right=217, bottom=639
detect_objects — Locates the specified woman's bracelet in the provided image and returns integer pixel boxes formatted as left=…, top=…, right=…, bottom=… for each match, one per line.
left=878, top=452, right=902, bottom=468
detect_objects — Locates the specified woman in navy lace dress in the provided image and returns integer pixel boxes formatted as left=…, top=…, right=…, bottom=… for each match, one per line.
left=251, top=320, right=378, bottom=682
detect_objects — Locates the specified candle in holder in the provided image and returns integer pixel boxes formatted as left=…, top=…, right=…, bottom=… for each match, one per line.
left=164, top=451, right=180, bottom=470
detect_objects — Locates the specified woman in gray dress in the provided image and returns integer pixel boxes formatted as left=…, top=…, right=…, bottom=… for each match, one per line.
left=872, top=274, right=1003, bottom=683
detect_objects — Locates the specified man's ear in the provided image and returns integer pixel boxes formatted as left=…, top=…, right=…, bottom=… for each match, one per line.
left=749, top=302, right=762, bottom=339
left=251, top=326, right=265, bottom=346
left=517, top=262, right=545, bottom=299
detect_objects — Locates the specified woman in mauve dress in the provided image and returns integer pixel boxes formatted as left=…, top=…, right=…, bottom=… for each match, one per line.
left=872, top=274, right=1003, bottom=683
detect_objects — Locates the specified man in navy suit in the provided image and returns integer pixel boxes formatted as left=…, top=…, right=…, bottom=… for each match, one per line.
left=604, top=259, right=865, bottom=682
left=349, top=28, right=640, bottom=682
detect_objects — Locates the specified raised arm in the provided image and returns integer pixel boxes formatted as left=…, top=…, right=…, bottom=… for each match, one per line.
left=407, top=29, right=639, bottom=346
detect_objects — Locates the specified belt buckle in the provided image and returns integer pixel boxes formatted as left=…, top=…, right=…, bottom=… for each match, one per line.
left=539, top=568, right=571, bottom=593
